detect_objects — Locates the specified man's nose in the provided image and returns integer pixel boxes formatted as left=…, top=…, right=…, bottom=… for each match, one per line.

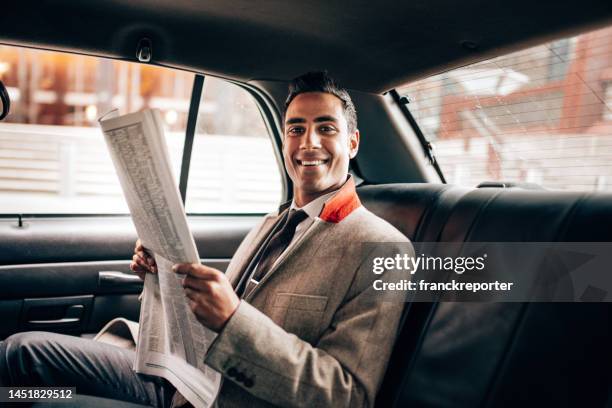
left=301, top=126, right=321, bottom=149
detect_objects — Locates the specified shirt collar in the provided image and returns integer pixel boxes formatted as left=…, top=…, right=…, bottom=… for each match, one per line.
left=279, top=175, right=362, bottom=224
left=290, top=189, right=337, bottom=219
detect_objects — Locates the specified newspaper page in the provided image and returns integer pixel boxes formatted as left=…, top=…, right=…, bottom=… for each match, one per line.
left=99, top=109, right=221, bottom=408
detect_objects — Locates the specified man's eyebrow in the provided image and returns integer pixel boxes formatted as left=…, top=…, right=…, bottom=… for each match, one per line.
left=285, top=115, right=338, bottom=125
left=285, top=118, right=305, bottom=125
left=314, top=115, right=338, bottom=123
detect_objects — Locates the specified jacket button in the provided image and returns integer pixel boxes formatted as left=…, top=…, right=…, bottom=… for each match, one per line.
left=227, top=367, right=238, bottom=378
left=244, top=378, right=254, bottom=388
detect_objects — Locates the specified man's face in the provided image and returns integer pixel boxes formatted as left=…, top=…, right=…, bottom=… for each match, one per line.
left=283, top=92, right=359, bottom=206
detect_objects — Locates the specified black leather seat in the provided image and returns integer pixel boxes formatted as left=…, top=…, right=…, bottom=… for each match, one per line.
left=358, top=184, right=612, bottom=408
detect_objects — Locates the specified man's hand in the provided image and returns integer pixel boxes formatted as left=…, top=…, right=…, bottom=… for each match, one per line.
left=130, top=239, right=157, bottom=281
left=173, top=263, right=240, bottom=332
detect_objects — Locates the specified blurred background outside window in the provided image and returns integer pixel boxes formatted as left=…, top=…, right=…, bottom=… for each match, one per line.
left=0, top=46, right=281, bottom=214
left=186, top=77, right=281, bottom=214
left=397, top=25, right=612, bottom=191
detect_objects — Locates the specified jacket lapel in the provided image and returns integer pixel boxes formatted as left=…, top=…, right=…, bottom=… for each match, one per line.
left=318, top=176, right=361, bottom=224
left=243, top=218, right=331, bottom=301
left=243, top=176, right=362, bottom=301
left=226, top=213, right=282, bottom=288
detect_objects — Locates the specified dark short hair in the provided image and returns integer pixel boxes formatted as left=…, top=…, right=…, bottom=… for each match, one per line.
left=284, top=71, right=357, bottom=133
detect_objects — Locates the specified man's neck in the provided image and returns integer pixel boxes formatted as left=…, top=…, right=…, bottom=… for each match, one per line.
left=293, top=178, right=349, bottom=208
left=293, top=187, right=336, bottom=208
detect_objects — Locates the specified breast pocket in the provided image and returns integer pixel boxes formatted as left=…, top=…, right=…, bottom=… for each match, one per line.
left=272, top=293, right=329, bottom=344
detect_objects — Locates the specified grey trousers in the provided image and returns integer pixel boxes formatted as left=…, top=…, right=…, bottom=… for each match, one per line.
left=0, top=331, right=176, bottom=407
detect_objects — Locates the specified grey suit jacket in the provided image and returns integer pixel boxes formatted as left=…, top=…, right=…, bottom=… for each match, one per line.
left=202, top=179, right=413, bottom=407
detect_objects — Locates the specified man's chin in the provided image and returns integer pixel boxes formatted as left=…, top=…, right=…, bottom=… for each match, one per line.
left=299, top=181, right=338, bottom=197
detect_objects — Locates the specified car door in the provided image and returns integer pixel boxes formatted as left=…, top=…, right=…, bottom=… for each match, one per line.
left=0, top=45, right=285, bottom=340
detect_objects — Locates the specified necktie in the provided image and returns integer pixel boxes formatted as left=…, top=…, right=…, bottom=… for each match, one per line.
left=251, top=209, right=308, bottom=283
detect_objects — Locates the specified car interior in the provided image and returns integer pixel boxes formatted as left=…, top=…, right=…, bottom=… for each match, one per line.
left=1, top=1, right=611, bottom=407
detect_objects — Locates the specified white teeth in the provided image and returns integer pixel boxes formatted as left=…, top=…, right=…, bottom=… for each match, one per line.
left=301, top=160, right=325, bottom=166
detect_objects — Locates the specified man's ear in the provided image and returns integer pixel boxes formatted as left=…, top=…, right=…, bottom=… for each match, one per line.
left=349, top=130, right=360, bottom=159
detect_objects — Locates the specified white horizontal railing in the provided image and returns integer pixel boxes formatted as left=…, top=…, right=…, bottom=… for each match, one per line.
left=435, top=132, right=612, bottom=190
left=0, top=123, right=282, bottom=214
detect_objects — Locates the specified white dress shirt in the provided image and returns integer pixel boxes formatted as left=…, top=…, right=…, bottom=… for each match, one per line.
left=288, top=189, right=338, bottom=244
left=264, top=189, right=339, bottom=272
left=248, top=185, right=343, bottom=286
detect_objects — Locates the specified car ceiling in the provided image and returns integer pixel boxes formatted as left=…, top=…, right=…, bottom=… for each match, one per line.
left=2, top=0, right=612, bottom=93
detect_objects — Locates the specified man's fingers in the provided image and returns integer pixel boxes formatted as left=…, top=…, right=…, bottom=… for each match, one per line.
left=129, top=261, right=147, bottom=281
left=132, top=239, right=156, bottom=280
left=135, top=248, right=154, bottom=264
left=184, top=287, right=202, bottom=301
left=182, top=275, right=217, bottom=293
left=133, top=253, right=147, bottom=269
left=130, top=260, right=147, bottom=274
left=129, top=260, right=140, bottom=272
left=188, top=299, right=200, bottom=315
left=135, top=240, right=149, bottom=256
left=135, top=240, right=155, bottom=264
left=136, top=251, right=156, bottom=271
left=173, top=263, right=222, bottom=280
left=177, top=263, right=240, bottom=332
left=136, top=244, right=148, bottom=255
left=185, top=292, right=216, bottom=324
left=132, top=253, right=156, bottom=274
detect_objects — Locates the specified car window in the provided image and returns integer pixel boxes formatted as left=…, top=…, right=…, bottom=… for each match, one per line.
left=0, top=45, right=192, bottom=213
left=0, top=45, right=283, bottom=215
left=397, top=24, right=612, bottom=191
left=185, top=77, right=282, bottom=214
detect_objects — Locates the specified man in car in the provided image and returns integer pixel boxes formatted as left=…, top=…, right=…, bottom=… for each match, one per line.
left=0, top=71, right=412, bottom=408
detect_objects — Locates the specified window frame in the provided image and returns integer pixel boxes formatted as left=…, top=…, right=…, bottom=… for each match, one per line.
left=181, top=77, right=289, bottom=216
left=388, top=89, right=447, bottom=184
left=0, top=44, right=288, bottom=218
left=392, top=24, right=612, bottom=191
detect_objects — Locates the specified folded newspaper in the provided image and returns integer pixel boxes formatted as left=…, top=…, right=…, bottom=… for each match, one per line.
left=99, top=109, right=221, bottom=408
left=94, top=317, right=140, bottom=351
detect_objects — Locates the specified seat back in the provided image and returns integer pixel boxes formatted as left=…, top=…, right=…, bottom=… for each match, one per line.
left=358, top=184, right=612, bottom=408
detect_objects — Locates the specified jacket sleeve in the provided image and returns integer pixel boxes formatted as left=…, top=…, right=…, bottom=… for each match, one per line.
left=204, top=242, right=412, bottom=407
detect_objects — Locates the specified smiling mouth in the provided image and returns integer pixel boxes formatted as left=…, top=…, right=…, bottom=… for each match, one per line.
left=297, top=159, right=329, bottom=167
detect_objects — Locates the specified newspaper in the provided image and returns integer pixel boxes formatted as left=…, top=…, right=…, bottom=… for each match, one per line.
left=99, top=109, right=221, bottom=408
left=94, top=317, right=140, bottom=350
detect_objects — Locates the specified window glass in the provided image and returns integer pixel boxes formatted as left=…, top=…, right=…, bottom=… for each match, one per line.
left=0, top=45, right=192, bottom=213
left=397, top=25, right=612, bottom=191
left=186, top=77, right=282, bottom=213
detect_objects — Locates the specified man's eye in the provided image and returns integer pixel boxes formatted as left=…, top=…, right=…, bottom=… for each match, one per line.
left=319, top=125, right=337, bottom=133
left=287, top=127, right=304, bottom=135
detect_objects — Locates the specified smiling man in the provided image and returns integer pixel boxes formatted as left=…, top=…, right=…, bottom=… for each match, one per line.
left=0, top=72, right=412, bottom=408
left=283, top=85, right=359, bottom=206
left=157, top=72, right=414, bottom=407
